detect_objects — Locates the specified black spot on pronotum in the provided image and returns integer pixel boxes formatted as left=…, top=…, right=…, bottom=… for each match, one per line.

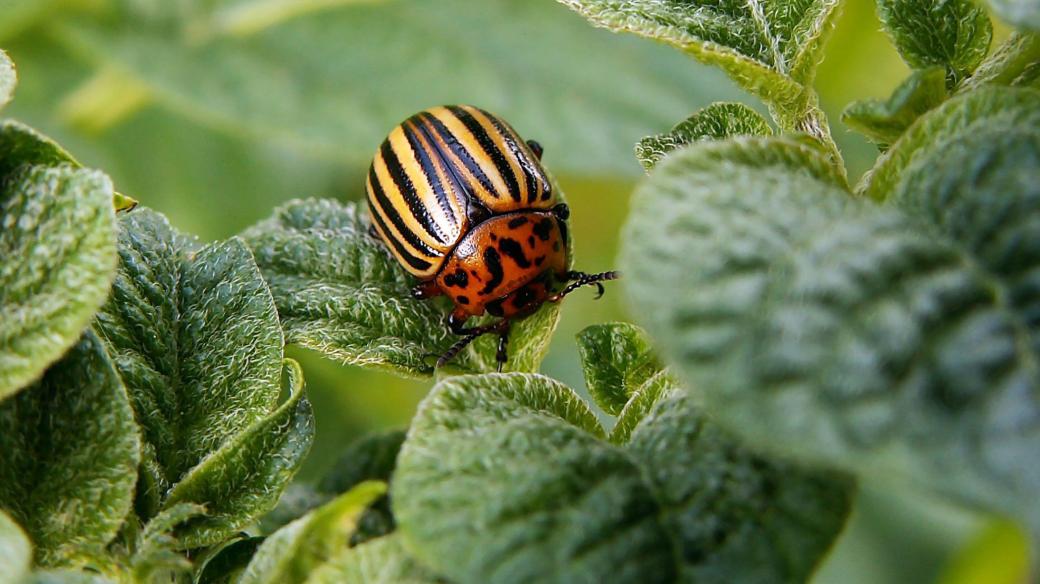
left=552, top=241, right=561, bottom=252
left=513, top=286, right=536, bottom=309
left=456, top=295, right=470, bottom=305
left=486, top=298, right=505, bottom=316
left=479, top=247, right=504, bottom=295
left=535, top=255, right=545, bottom=267
left=444, top=269, right=469, bottom=288
left=527, top=235, right=536, bottom=248
left=507, top=216, right=529, bottom=229
left=533, top=218, right=554, bottom=241
left=498, top=238, right=530, bottom=268
left=490, top=232, right=498, bottom=241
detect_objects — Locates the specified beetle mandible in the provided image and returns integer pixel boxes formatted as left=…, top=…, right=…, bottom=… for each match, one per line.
left=366, top=105, right=617, bottom=370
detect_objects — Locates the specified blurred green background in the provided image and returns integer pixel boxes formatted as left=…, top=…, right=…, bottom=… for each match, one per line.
left=0, top=0, right=1029, bottom=581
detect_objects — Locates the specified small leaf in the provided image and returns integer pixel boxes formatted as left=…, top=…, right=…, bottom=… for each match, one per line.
left=877, top=0, right=992, bottom=83
left=842, top=66, right=948, bottom=147
left=163, top=359, right=315, bottom=548
left=242, top=198, right=560, bottom=377
left=961, top=32, right=1040, bottom=91
left=306, top=534, right=440, bottom=584
left=861, top=87, right=1040, bottom=200
left=627, top=392, right=853, bottom=582
left=557, top=0, right=841, bottom=128
left=0, top=120, right=77, bottom=179
left=0, top=510, right=31, bottom=584
left=636, top=103, right=772, bottom=171
left=393, top=373, right=850, bottom=583
left=0, top=49, right=14, bottom=110
left=620, top=136, right=1040, bottom=540
left=984, top=0, right=1040, bottom=33
left=95, top=208, right=310, bottom=545
left=0, top=164, right=116, bottom=399
left=195, top=536, right=264, bottom=584
left=608, top=369, right=680, bottom=444
left=238, top=481, right=388, bottom=584
left=0, top=331, right=140, bottom=567
left=575, top=322, right=662, bottom=415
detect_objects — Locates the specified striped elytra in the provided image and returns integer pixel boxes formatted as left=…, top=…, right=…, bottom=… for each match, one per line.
left=366, top=105, right=618, bottom=370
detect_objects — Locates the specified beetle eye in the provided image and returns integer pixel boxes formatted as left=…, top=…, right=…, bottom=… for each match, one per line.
left=551, top=203, right=570, bottom=221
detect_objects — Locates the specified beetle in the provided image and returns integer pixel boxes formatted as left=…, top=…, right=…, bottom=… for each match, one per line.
left=366, top=105, right=617, bottom=370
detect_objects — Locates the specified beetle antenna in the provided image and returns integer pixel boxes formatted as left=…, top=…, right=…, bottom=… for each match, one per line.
left=549, top=271, right=620, bottom=303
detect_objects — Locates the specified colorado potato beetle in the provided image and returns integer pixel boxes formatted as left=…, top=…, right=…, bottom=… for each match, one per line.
left=366, top=105, right=617, bottom=370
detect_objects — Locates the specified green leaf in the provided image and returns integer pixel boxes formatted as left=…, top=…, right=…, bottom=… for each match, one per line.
left=393, top=373, right=850, bottom=584
left=877, top=0, right=992, bottom=84
left=961, top=32, right=1040, bottom=91
left=26, top=571, right=116, bottom=584
left=0, top=510, right=31, bottom=584
left=620, top=136, right=1040, bottom=540
left=0, top=49, right=14, bottom=111
left=94, top=207, right=311, bottom=545
left=238, top=481, right=388, bottom=584
left=842, top=67, right=948, bottom=147
left=0, top=331, right=140, bottom=567
left=242, top=198, right=560, bottom=377
left=305, top=534, right=439, bottom=584
left=164, top=358, right=315, bottom=548
left=0, top=164, right=116, bottom=401
left=557, top=0, right=841, bottom=128
left=56, top=0, right=743, bottom=176
left=608, top=369, right=681, bottom=444
left=627, top=392, right=853, bottom=583
left=635, top=103, right=772, bottom=171
left=0, top=120, right=77, bottom=179
left=320, top=430, right=405, bottom=494
left=861, top=87, right=1040, bottom=200
left=984, top=0, right=1040, bottom=33
left=575, top=322, right=662, bottom=415
left=195, top=535, right=264, bottom=584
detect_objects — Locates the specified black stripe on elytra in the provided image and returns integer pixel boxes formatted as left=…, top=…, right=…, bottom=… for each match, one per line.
left=498, top=237, right=530, bottom=268
left=403, top=122, right=458, bottom=230
left=448, top=106, right=522, bottom=202
left=411, top=116, right=470, bottom=216
left=483, top=110, right=541, bottom=204
left=369, top=202, right=433, bottom=272
left=479, top=247, right=504, bottom=295
left=381, top=140, right=448, bottom=244
left=420, top=112, right=498, bottom=198
left=368, top=166, right=440, bottom=260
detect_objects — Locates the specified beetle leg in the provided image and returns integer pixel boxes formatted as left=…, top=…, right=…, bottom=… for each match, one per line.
left=437, top=318, right=510, bottom=369
left=526, top=140, right=543, bottom=159
left=496, top=324, right=511, bottom=372
left=412, top=280, right=443, bottom=300
left=548, top=271, right=620, bottom=303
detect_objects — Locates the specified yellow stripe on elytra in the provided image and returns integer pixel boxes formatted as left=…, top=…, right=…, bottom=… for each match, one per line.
left=401, top=121, right=467, bottom=241
left=386, top=126, right=458, bottom=245
left=426, top=106, right=510, bottom=205
left=371, top=152, right=450, bottom=259
left=463, top=105, right=530, bottom=203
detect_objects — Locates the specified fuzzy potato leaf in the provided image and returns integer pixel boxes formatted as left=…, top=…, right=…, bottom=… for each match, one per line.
left=628, top=392, right=853, bottom=583
left=557, top=0, right=841, bottom=125
left=862, top=87, right=1040, bottom=200
left=306, top=534, right=439, bottom=584
left=608, top=369, right=680, bottom=444
left=163, top=359, right=314, bottom=548
left=842, top=67, right=948, bottom=146
left=0, top=120, right=76, bottom=179
left=0, top=510, right=31, bottom=584
left=238, top=481, right=387, bottom=584
left=621, top=137, right=1040, bottom=537
left=576, top=322, right=662, bottom=415
left=636, top=103, right=772, bottom=171
left=94, top=207, right=302, bottom=540
left=0, top=164, right=116, bottom=400
left=242, top=198, right=559, bottom=377
left=0, top=332, right=139, bottom=567
left=58, top=0, right=741, bottom=176
left=0, top=49, right=14, bottom=110
left=963, top=32, right=1040, bottom=90
left=393, top=373, right=850, bottom=584
left=877, top=0, right=992, bottom=83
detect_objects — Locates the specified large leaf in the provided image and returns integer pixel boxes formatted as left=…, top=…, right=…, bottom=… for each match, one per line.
left=242, top=198, right=560, bottom=377
left=393, top=373, right=851, bottom=584
left=0, top=331, right=140, bottom=567
left=94, top=207, right=310, bottom=545
left=962, top=32, right=1040, bottom=90
left=0, top=164, right=116, bottom=400
left=575, top=322, right=662, bottom=415
left=557, top=0, right=841, bottom=129
left=620, top=136, right=1040, bottom=537
left=876, top=0, right=992, bottom=84
left=306, top=534, right=439, bottom=584
left=238, top=481, right=387, bottom=584
left=0, top=510, right=31, bottom=584
left=0, top=49, right=14, bottom=110
left=56, top=0, right=742, bottom=176
left=635, top=103, right=772, bottom=171
left=861, top=87, right=1040, bottom=199
left=842, top=67, right=948, bottom=147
